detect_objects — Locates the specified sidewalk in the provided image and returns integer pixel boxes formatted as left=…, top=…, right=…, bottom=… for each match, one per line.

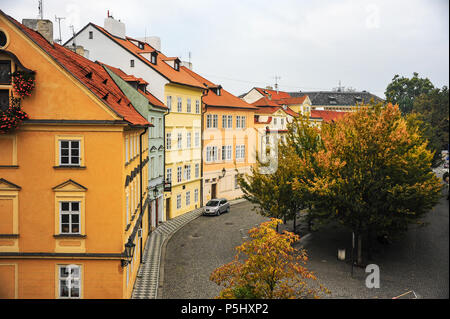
left=131, top=198, right=247, bottom=299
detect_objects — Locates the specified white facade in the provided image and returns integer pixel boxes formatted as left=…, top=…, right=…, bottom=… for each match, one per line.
left=68, top=24, right=169, bottom=102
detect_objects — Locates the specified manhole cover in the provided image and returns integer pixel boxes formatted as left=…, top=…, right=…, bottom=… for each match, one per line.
left=225, top=222, right=233, bottom=225
left=191, top=233, right=201, bottom=238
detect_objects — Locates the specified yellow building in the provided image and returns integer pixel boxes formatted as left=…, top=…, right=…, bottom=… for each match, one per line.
left=183, top=68, right=258, bottom=202
left=0, top=12, right=151, bottom=298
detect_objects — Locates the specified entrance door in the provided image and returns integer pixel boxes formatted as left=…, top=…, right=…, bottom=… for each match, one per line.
left=166, top=198, right=171, bottom=220
left=211, top=183, right=217, bottom=199
left=155, top=198, right=159, bottom=227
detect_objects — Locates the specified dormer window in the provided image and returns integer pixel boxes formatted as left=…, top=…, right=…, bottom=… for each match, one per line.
left=329, top=96, right=337, bottom=104
left=150, top=51, right=158, bottom=65
left=138, top=42, right=145, bottom=50
left=216, top=87, right=221, bottom=96
left=174, top=60, right=180, bottom=71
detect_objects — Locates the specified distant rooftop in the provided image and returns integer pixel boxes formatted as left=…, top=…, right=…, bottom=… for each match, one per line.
left=289, top=90, right=384, bottom=106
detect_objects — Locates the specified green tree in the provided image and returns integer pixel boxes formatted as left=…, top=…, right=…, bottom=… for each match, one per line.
left=238, top=115, right=322, bottom=231
left=302, top=103, right=442, bottom=263
left=385, top=72, right=435, bottom=115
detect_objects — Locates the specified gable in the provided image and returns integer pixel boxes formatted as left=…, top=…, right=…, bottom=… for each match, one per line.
left=0, top=13, right=122, bottom=122
left=0, top=178, right=21, bottom=191
left=52, top=179, right=87, bottom=192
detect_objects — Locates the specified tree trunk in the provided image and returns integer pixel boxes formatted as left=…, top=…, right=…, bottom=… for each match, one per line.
left=357, top=234, right=363, bottom=265
left=293, top=214, right=297, bottom=233
left=367, top=228, right=373, bottom=261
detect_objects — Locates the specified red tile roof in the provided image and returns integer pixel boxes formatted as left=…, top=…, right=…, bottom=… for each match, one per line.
left=310, top=110, right=349, bottom=122
left=282, top=106, right=299, bottom=117
left=255, top=87, right=291, bottom=101
left=5, top=14, right=150, bottom=126
left=101, top=63, right=167, bottom=109
left=277, top=96, right=307, bottom=105
left=252, top=97, right=281, bottom=107
left=182, top=67, right=257, bottom=110
left=91, top=24, right=204, bottom=89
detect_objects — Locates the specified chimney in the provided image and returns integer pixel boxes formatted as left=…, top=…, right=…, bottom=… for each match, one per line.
left=22, top=19, right=53, bottom=44
left=136, top=36, right=161, bottom=51
left=104, top=15, right=126, bottom=39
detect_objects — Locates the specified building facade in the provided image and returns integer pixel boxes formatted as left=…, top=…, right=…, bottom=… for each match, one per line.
left=0, top=12, right=151, bottom=298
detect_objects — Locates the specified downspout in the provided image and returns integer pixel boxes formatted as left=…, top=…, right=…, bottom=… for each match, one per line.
left=200, top=94, right=207, bottom=208
left=139, top=126, right=148, bottom=264
left=163, top=105, right=169, bottom=220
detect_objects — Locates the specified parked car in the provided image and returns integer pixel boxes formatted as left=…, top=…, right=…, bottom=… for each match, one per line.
left=203, top=198, right=230, bottom=216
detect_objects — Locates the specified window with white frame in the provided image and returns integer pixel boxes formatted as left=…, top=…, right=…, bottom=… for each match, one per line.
left=177, top=97, right=182, bottom=112
left=166, top=168, right=172, bottom=183
left=187, top=98, right=191, bottom=113
left=241, top=116, right=246, bottom=128
left=176, top=194, right=181, bottom=209
left=184, top=165, right=191, bottom=181
left=194, top=189, right=199, bottom=203
left=60, top=201, right=80, bottom=234
left=206, top=114, right=218, bottom=129
left=236, top=116, right=241, bottom=128
left=159, top=155, right=163, bottom=177
left=195, top=132, right=200, bottom=148
left=151, top=157, right=155, bottom=178
left=126, top=194, right=129, bottom=225
left=58, top=265, right=81, bottom=299
left=177, top=166, right=182, bottom=183
left=59, top=140, right=80, bottom=166
left=167, top=96, right=172, bottom=111
left=186, top=132, right=191, bottom=148
left=195, top=163, right=199, bottom=178
left=212, top=115, right=218, bottom=128
left=195, top=100, right=200, bottom=113
left=186, top=191, right=191, bottom=206
left=206, top=146, right=218, bottom=162
left=236, top=145, right=245, bottom=160
left=166, top=132, right=171, bottom=150
left=125, top=137, right=129, bottom=163
left=177, top=133, right=182, bottom=149
left=227, top=115, right=232, bottom=128
left=158, top=118, right=162, bottom=137
left=221, top=145, right=232, bottom=161
left=150, top=117, right=155, bottom=138
left=274, top=118, right=278, bottom=126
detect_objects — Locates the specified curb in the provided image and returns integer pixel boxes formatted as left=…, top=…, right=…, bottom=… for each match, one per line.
left=131, top=198, right=247, bottom=299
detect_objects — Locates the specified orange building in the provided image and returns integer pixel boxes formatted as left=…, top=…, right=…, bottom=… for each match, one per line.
left=183, top=68, right=258, bottom=202
left=0, top=11, right=151, bottom=299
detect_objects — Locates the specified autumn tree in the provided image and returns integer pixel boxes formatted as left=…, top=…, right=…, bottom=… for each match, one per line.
left=210, top=218, right=328, bottom=299
left=301, top=103, right=442, bottom=263
left=238, top=115, right=322, bottom=231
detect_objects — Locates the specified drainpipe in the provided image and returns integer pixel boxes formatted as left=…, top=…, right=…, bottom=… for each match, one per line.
left=139, top=126, right=148, bottom=264
left=163, top=105, right=169, bottom=220
left=200, top=96, right=206, bottom=208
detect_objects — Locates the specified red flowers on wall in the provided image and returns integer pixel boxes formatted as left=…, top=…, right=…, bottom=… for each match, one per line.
left=0, top=71, right=34, bottom=134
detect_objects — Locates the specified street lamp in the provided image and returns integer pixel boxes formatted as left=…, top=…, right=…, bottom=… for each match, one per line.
left=153, top=187, right=158, bottom=197
left=121, top=240, right=136, bottom=267
left=221, top=168, right=226, bottom=178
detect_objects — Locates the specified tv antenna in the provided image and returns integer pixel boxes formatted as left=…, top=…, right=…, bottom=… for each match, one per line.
left=273, top=75, right=281, bottom=93
left=38, top=0, right=43, bottom=19
left=69, top=25, right=76, bottom=50
left=55, top=15, right=66, bottom=44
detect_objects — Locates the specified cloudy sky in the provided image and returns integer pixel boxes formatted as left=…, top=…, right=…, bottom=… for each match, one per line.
left=2, top=0, right=449, bottom=97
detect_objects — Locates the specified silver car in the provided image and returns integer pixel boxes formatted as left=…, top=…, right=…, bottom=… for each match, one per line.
left=203, top=198, right=230, bottom=216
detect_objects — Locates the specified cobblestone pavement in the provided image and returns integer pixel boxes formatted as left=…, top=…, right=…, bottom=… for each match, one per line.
left=131, top=198, right=248, bottom=299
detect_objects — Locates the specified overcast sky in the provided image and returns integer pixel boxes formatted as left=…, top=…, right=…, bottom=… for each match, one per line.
left=3, top=0, right=449, bottom=97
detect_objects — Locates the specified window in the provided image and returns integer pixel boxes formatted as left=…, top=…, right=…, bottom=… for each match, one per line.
left=206, top=146, right=218, bottom=162
left=186, top=98, right=191, bottom=113
left=274, top=118, right=277, bottom=125
left=195, top=132, right=200, bottom=148
left=236, top=145, right=245, bottom=160
left=58, top=265, right=81, bottom=299
left=166, top=168, right=172, bottom=183
left=151, top=157, right=155, bottom=178
left=222, top=145, right=232, bottom=161
left=195, top=163, right=199, bottom=178
left=236, top=116, right=241, bottom=128
left=222, top=115, right=227, bottom=129
left=0, top=31, right=7, bottom=48
left=130, top=59, right=135, bottom=67
left=59, top=140, right=80, bottom=166
left=206, top=115, right=212, bottom=128
left=158, top=118, right=162, bottom=137
left=177, top=166, right=182, bottom=183
left=241, top=116, right=246, bottom=128
left=177, top=133, right=182, bottom=149
left=184, top=165, right=191, bottom=181
left=166, top=132, right=171, bottom=150
left=281, top=118, right=284, bottom=126
left=126, top=194, right=129, bottom=225
left=0, top=61, right=11, bottom=84
left=0, top=89, right=9, bottom=111
left=177, top=97, right=182, bottom=112
left=150, top=117, right=155, bottom=138
left=159, top=155, right=163, bottom=177
left=186, top=132, right=191, bottom=148
left=60, top=201, right=80, bottom=234
left=167, top=96, right=172, bottom=111
left=88, top=31, right=93, bottom=39
left=207, top=115, right=218, bottom=129
left=212, top=115, right=218, bottom=128
left=227, top=115, right=232, bottom=129
left=194, top=189, right=199, bottom=203
left=125, top=137, right=129, bottom=163
left=174, top=61, right=180, bottom=71
left=176, top=194, right=181, bottom=209
left=195, top=100, right=200, bottom=113
left=186, top=191, right=191, bottom=206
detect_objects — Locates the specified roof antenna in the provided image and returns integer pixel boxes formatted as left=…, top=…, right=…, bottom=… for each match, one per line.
left=55, top=15, right=65, bottom=44
left=38, top=0, right=43, bottom=19
left=274, top=75, right=281, bottom=94
left=69, top=25, right=76, bottom=51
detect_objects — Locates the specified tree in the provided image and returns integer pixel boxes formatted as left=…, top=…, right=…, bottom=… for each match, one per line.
left=411, top=86, right=449, bottom=166
left=301, top=102, right=442, bottom=263
left=385, top=72, right=435, bottom=115
left=237, top=115, right=322, bottom=231
left=210, top=218, right=328, bottom=299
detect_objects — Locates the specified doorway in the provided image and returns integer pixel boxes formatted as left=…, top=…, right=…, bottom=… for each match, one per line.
left=211, top=183, right=217, bottom=199
left=166, top=198, right=171, bottom=220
